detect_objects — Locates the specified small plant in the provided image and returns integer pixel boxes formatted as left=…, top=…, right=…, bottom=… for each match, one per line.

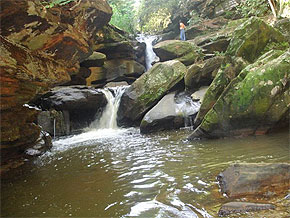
left=236, top=0, right=269, bottom=18
left=214, top=51, right=226, bottom=57
left=264, top=41, right=289, bottom=53
left=41, top=0, right=76, bottom=8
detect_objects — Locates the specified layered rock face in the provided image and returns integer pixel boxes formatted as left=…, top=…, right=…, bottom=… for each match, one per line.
left=1, top=0, right=112, bottom=66
left=0, top=0, right=112, bottom=165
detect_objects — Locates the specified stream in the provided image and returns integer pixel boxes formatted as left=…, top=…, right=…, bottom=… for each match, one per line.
left=1, top=36, right=289, bottom=218
left=1, top=128, right=289, bottom=217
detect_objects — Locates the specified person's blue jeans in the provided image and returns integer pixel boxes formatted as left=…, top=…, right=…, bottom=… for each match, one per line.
left=180, top=29, right=186, bottom=41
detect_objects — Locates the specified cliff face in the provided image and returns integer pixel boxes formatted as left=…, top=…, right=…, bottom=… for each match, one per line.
left=1, top=0, right=112, bottom=67
left=0, top=0, right=112, bottom=166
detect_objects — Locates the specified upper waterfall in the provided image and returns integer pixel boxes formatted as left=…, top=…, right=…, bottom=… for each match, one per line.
left=136, top=35, right=159, bottom=70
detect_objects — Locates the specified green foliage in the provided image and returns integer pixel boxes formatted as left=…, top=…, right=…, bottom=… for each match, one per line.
left=41, top=0, right=76, bottom=8
left=264, top=41, right=289, bottom=53
left=236, top=0, right=269, bottom=17
left=108, top=0, right=137, bottom=34
left=138, top=0, right=181, bottom=33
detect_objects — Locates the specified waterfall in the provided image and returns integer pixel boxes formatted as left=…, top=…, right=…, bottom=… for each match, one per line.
left=89, top=86, right=127, bottom=130
left=136, top=35, right=159, bottom=70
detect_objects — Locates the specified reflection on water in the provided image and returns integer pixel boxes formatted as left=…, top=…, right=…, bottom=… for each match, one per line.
left=1, top=128, right=289, bottom=217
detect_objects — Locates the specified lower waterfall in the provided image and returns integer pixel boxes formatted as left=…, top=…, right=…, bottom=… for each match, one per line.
left=89, top=86, right=127, bottom=130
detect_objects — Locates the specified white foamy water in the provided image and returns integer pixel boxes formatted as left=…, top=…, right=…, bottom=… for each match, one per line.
left=136, top=35, right=159, bottom=70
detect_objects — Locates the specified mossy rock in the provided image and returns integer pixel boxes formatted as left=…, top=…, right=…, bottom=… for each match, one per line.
left=117, top=60, right=187, bottom=126
left=189, top=49, right=290, bottom=139
left=226, top=17, right=286, bottom=63
left=194, top=57, right=248, bottom=126
left=153, top=40, right=203, bottom=66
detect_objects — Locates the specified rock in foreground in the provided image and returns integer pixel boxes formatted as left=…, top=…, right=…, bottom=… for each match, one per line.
left=217, top=163, right=290, bottom=198
left=218, top=202, right=275, bottom=216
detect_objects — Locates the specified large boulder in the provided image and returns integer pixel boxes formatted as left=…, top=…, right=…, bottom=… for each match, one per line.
left=117, top=60, right=187, bottom=126
left=140, top=92, right=200, bottom=134
left=194, top=57, right=248, bottom=126
left=153, top=40, right=203, bottom=66
left=226, top=17, right=286, bottom=63
left=189, top=50, right=289, bottom=139
left=1, top=0, right=112, bottom=67
left=34, top=86, right=107, bottom=132
left=217, top=163, right=290, bottom=198
left=184, top=56, right=225, bottom=91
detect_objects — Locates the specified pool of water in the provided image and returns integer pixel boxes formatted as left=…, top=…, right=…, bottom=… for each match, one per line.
left=1, top=128, right=289, bottom=217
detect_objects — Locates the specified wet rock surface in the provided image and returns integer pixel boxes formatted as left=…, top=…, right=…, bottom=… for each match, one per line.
left=140, top=92, right=200, bottom=134
left=33, top=86, right=108, bottom=133
left=217, top=163, right=290, bottom=198
left=218, top=202, right=275, bottom=216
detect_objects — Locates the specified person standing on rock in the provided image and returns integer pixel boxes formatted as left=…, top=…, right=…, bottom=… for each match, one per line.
left=180, top=21, right=186, bottom=41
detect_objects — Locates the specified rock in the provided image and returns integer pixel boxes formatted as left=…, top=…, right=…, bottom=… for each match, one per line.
left=218, top=202, right=275, bottom=216
left=226, top=17, right=286, bottom=63
left=153, top=40, right=203, bottom=66
left=80, top=52, right=107, bottom=68
left=185, top=56, right=225, bottom=91
left=194, top=57, right=247, bottom=126
left=0, top=36, right=70, bottom=163
left=186, top=17, right=229, bottom=40
left=34, top=86, right=107, bottom=132
left=188, top=50, right=289, bottom=139
left=217, top=163, right=290, bottom=198
left=200, top=0, right=241, bottom=19
left=140, top=92, right=200, bottom=134
left=117, top=60, right=187, bottom=126
left=1, top=0, right=112, bottom=67
left=274, top=18, right=290, bottom=40
left=86, top=59, right=145, bottom=86
left=37, top=110, right=70, bottom=136
left=191, top=86, right=209, bottom=103
left=25, top=131, right=52, bottom=157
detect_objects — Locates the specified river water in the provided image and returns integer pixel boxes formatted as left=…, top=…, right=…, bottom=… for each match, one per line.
left=1, top=128, right=289, bottom=217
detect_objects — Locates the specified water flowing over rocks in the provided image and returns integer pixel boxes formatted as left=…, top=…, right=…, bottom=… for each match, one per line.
left=117, top=60, right=187, bottom=126
left=140, top=92, right=200, bottom=134
left=33, top=86, right=108, bottom=134
left=217, top=163, right=290, bottom=198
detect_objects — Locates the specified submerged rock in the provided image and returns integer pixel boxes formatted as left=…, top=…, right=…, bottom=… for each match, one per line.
left=217, top=163, right=290, bottom=198
left=218, top=202, right=275, bottom=216
left=189, top=50, right=289, bottom=139
left=140, top=92, right=200, bottom=134
left=153, top=40, right=203, bottom=66
left=117, top=60, right=187, bottom=126
left=226, top=17, right=286, bottom=63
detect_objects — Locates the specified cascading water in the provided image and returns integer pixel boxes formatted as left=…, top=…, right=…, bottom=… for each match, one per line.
left=136, top=35, right=159, bottom=70
left=89, top=86, right=127, bottom=130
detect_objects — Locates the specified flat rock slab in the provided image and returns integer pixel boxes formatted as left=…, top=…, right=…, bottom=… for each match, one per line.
left=217, top=163, right=290, bottom=198
left=218, top=202, right=275, bottom=216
